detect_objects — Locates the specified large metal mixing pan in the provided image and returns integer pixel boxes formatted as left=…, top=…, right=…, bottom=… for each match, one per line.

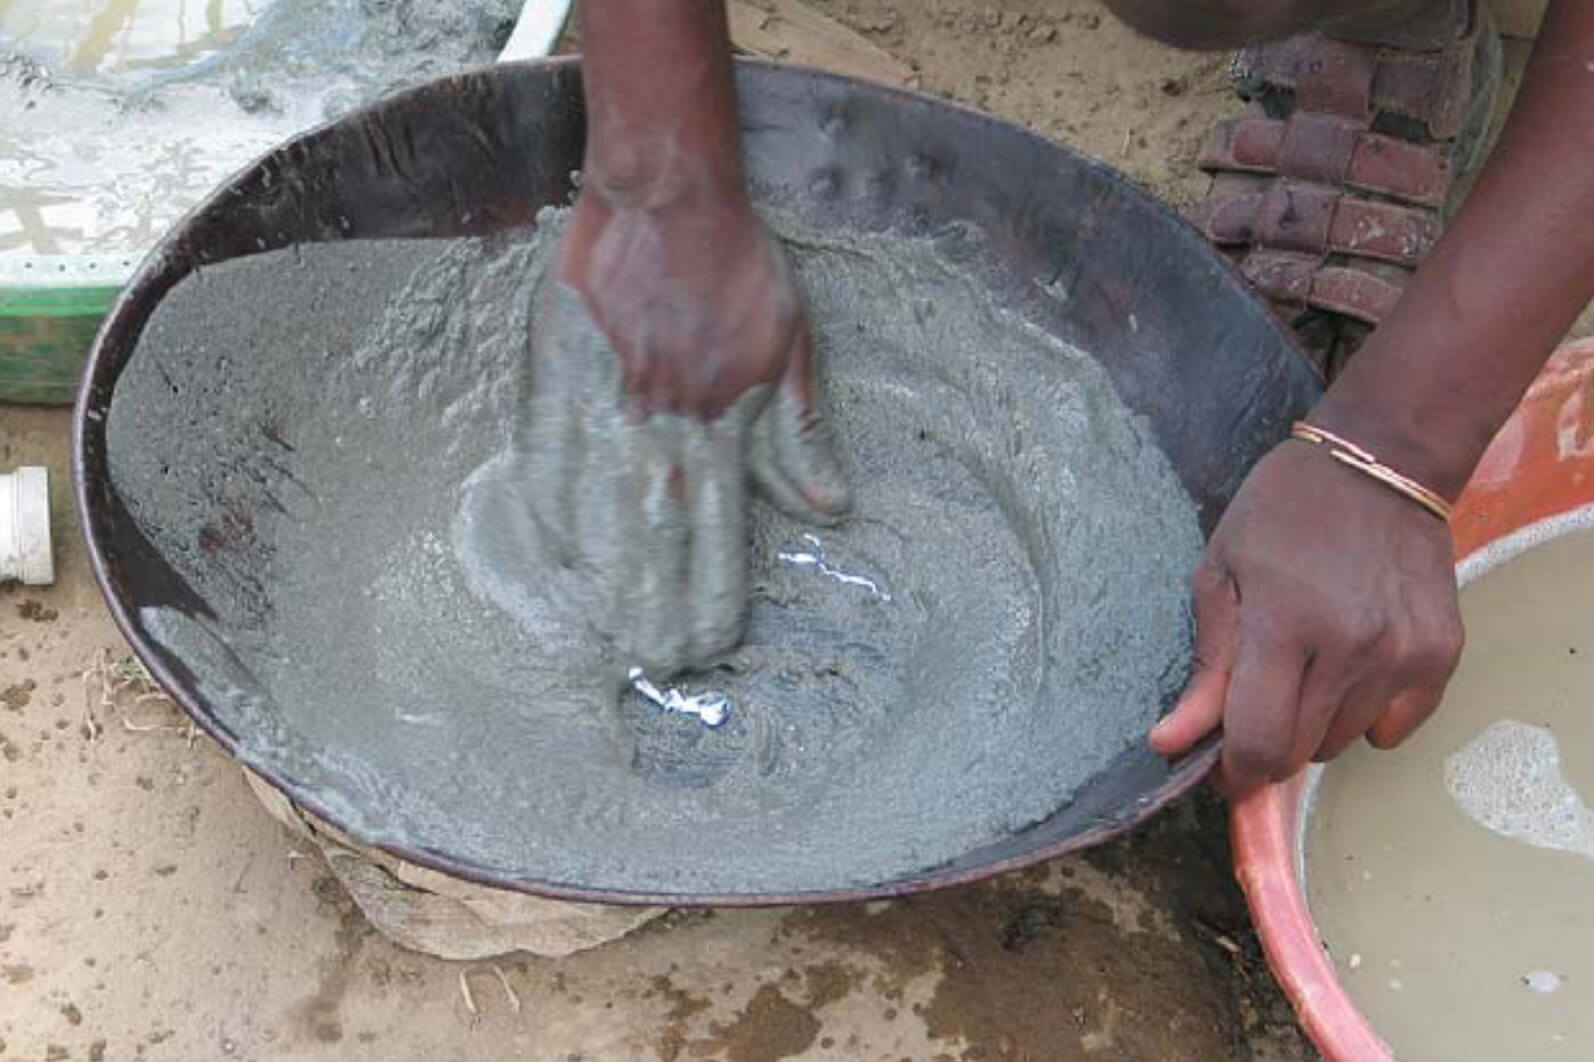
left=74, top=58, right=1320, bottom=905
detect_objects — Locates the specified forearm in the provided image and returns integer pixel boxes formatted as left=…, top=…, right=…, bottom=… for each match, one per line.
left=580, top=0, right=744, bottom=205
left=1313, top=0, right=1594, bottom=499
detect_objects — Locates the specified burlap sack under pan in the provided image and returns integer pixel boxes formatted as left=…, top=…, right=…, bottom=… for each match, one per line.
left=244, top=769, right=666, bottom=960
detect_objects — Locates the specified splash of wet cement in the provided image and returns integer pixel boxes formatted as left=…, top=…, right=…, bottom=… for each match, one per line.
left=108, top=211, right=1202, bottom=894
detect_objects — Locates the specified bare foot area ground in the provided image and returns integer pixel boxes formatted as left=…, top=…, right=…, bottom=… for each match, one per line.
left=0, top=2, right=1560, bottom=1059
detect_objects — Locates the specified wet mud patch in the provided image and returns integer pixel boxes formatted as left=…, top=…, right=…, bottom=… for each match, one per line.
left=786, top=793, right=1315, bottom=1061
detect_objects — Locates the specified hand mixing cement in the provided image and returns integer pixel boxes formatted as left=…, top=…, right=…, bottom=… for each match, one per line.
left=108, top=209, right=1202, bottom=894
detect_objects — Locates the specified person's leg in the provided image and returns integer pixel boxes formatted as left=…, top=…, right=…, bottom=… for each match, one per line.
left=1103, top=0, right=1464, bottom=50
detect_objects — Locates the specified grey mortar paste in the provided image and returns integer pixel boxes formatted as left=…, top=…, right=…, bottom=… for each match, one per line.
left=109, top=209, right=1202, bottom=894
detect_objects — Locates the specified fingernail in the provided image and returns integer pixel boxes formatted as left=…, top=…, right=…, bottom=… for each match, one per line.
left=803, top=477, right=851, bottom=517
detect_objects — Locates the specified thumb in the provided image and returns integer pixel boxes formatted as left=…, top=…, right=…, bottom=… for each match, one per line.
left=749, top=330, right=850, bottom=521
left=1150, top=559, right=1239, bottom=758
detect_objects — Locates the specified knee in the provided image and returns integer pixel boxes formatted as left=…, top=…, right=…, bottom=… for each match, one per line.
left=1100, top=0, right=1321, bottom=50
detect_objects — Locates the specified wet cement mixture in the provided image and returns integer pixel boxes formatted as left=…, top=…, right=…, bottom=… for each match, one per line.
left=108, top=210, right=1201, bottom=895
left=1, top=0, right=517, bottom=254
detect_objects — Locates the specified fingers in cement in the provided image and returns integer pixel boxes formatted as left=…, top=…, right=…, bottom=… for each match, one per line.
left=627, top=414, right=691, bottom=674
left=525, top=282, right=626, bottom=561
left=523, top=369, right=581, bottom=562
left=684, top=391, right=764, bottom=663
left=749, top=360, right=850, bottom=523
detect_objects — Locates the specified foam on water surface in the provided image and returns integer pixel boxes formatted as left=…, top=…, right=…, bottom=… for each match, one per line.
left=1446, top=720, right=1594, bottom=863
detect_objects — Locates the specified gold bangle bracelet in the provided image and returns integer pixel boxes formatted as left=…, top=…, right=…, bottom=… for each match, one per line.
left=1289, top=421, right=1453, bottom=522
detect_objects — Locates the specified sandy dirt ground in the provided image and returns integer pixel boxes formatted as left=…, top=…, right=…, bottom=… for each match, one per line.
left=3, top=401, right=1312, bottom=1061
left=0, top=1, right=1555, bottom=1059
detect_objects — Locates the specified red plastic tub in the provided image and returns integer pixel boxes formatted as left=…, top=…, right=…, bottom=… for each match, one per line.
left=1229, top=337, right=1594, bottom=1060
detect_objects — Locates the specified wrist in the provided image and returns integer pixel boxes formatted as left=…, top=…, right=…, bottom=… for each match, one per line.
left=584, top=132, right=747, bottom=211
left=579, top=0, right=745, bottom=209
left=1307, top=371, right=1487, bottom=503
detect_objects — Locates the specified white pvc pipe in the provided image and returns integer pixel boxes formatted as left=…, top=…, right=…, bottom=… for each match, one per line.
left=0, top=467, right=53, bottom=586
left=497, top=0, right=574, bottom=62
